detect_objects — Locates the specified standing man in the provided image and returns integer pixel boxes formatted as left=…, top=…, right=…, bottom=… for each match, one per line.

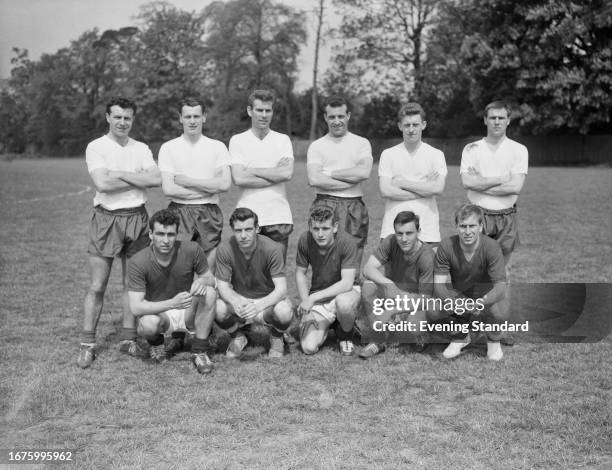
left=78, top=97, right=161, bottom=369
left=307, top=96, right=373, bottom=264
left=378, top=103, right=447, bottom=247
left=359, top=211, right=435, bottom=358
left=158, top=96, right=231, bottom=269
left=460, top=100, right=528, bottom=266
left=215, top=208, right=294, bottom=358
left=228, top=90, right=294, bottom=260
left=128, top=210, right=217, bottom=374
left=296, top=206, right=361, bottom=356
left=432, top=204, right=509, bottom=361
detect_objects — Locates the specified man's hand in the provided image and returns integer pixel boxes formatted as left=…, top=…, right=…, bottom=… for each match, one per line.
left=171, top=291, right=193, bottom=310
left=235, top=300, right=258, bottom=320
left=190, top=278, right=208, bottom=296
left=421, top=170, right=440, bottom=181
left=276, top=157, right=291, bottom=168
left=298, top=297, right=315, bottom=316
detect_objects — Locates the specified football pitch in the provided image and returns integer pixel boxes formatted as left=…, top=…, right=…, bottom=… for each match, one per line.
left=1, top=158, right=611, bottom=469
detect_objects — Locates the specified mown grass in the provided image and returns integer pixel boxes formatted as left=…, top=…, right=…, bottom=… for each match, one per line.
left=0, top=158, right=611, bottom=469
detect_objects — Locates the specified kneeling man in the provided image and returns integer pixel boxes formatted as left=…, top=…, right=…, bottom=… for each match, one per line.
left=215, top=208, right=293, bottom=358
left=432, top=204, right=509, bottom=360
left=360, top=211, right=435, bottom=358
left=296, top=206, right=361, bottom=355
left=128, top=209, right=217, bottom=374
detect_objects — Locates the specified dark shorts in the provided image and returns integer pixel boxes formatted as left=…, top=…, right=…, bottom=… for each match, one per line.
left=259, top=224, right=293, bottom=246
left=88, top=205, right=149, bottom=258
left=312, top=194, right=369, bottom=248
left=481, top=205, right=520, bottom=256
left=168, top=202, right=223, bottom=253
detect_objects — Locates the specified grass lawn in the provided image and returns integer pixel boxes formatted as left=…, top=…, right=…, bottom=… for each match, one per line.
left=0, top=158, right=611, bottom=469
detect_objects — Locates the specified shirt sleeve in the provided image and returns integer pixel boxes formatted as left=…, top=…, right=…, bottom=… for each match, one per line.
left=214, top=244, right=233, bottom=282
left=358, top=137, right=373, bottom=163
left=85, top=142, right=106, bottom=173
left=378, top=149, right=393, bottom=177
left=459, top=141, right=479, bottom=174
left=228, top=135, right=245, bottom=166
left=340, top=236, right=359, bottom=269
left=193, top=245, right=209, bottom=275
left=139, top=144, right=156, bottom=169
left=157, top=142, right=173, bottom=173
left=296, top=233, right=310, bottom=268
left=434, top=240, right=452, bottom=276
left=215, top=141, right=231, bottom=168
left=511, top=143, right=529, bottom=174
left=127, top=257, right=147, bottom=292
left=486, top=240, right=507, bottom=283
left=373, top=235, right=392, bottom=264
left=281, top=134, right=294, bottom=160
left=267, top=243, right=286, bottom=278
left=306, top=141, right=322, bottom=166
left=434, top=149, right=448, bottom=176
left=417, top=247, right=435, bottom=296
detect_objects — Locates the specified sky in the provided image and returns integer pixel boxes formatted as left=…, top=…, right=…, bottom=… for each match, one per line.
left=0, top=0, right=336, bottom=89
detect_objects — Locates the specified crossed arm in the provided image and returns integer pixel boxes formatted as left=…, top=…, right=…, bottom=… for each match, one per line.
left=162, top=166, right=231, bottom=199
left=217, top=276, right=288, bottom=320
left=231, top=157, right=293, bottom=188
left=433, top=273, right=507, bottom=310
left=90, top=165, right=161, bottom=193
left=128, top=271, right=213, bottom=317
left=461, top=167, right=525, bottom=196
left=379, top=170, right=446, bottom=201
left=307, top=157, right=372, bottom=190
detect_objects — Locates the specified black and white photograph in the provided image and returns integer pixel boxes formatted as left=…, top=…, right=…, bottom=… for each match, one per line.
left=1, top=0, right=611, bottom=468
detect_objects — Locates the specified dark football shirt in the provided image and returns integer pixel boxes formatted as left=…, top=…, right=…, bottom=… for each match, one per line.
left=215, top=234, right=285, bottom=298
left=434, top=234, right=506, bottom=298
left=296, top=231, right=359, bottom=294
left=374, top=235, right=434, bottom=295
left=128, top=241, right=208, bottom=302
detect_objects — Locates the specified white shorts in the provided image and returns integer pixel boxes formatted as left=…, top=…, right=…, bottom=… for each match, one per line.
left=302, top=286, right=361, bottom=326
left=164, top=308, right=192, bottom=334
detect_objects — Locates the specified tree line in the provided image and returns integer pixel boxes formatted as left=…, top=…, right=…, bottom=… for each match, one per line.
left=0, top=0, right=610, bottom=155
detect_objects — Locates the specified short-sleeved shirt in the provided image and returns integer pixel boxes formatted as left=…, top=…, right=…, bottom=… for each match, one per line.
left=228, top=129, right=293, bottom=226
left=460, top=137, right=528, bottom=210
left=374, top=235, right=435, bottom=295
left=86, top=135, right=156, bottom=210
left=378, top=142, right=447, bottom=242
left=215, top=234, right=285, bottom=298
left=296, top=231, right=360, bottom=294
left=128, top=241, right=208, bottom=302
left=307, top=132, right=373, bottom=198
left=434, top=235, right=506, bottom=298
left=158, top=134, right=230, bottom=205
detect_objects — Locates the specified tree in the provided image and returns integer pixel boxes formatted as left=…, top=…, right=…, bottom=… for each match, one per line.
left=309, top=0, right=326, bottom=140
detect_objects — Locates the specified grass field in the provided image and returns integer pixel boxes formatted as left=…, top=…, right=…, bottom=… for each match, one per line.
left=1, top=158, right=611, bottom=469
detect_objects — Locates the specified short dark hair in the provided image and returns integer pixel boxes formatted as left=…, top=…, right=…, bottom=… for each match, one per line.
left=229, top=207, right=259, bottom=229
left=149, top=209, right=179, bottom=231
left=454, top=204, right=484, bottom=225
left=248, top=89, right=276, bottom=107
left=324, top=95, right=350, bottom=113
left=398, top=102, right=426, bottom=121
left=484, top=100, right=511, bottom=118
left=106, top=97, right=137, bottom=115
left=309, top=205, right=337, bottom=225
left=393, top=211, right=420, bottom=231
left=179, top=96, right=205, bottom=113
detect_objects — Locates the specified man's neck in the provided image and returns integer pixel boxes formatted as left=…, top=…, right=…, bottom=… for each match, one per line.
left=327, top=132, right=348, bottom=141
left=403, top=240, right=422, bottom=257
left=238, top=237, right=257, bottom=259
left=183, top=133, right=202, bottom=144
left=403, top=140, right=422, bottom=154
left=107, top=133, right=129, bottom=147
left=485, top=134, right=505, bottom=146
left=459, top=236, right=480, bottom=256
left=152, top=246, right=175, bottom=266
left=251, top=127, right=271, bottom=140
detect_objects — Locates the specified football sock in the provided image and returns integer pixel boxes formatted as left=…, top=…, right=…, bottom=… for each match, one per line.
left=147, top=334, right=164, bottom=347
left=191, top=337, right=214, bottom=354
left=81, top=330, right=96, bottom=344
left=119, top=327, right=137, bottom=342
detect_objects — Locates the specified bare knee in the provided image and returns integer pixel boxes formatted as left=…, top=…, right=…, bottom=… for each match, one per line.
left=487, top=297, right=510, bottom=322
left=215, top=300, right=233, bottom=326
left=301, top=334, right=321, bottom=355
left=137, top=315, right=162, bottom=338
left=273, top=300, right=293, bottom=326
left=336, top=293, right=359, bottom=321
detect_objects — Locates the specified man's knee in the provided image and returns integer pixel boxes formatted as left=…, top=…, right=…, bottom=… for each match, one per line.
left=137, top=315, right=162, bottom=337
left=196, top=286, right=217, bottom=306
left=335, top=291, right=359, bottom=316
left=215, top=299, right=233, bottom=325
left=300, top=331, right=324, bottom=355
left=272, top=300, right=293, bottom=326
left=487, top=297, right=510, bottom=322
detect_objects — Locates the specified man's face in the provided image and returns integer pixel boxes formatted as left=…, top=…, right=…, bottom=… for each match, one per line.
left=247, top=100, right=273, bottom=131
left=180, top=105, right=204, bottom=137
left=399, top=114, right=426, bottom=145
left=394, top=221, right=420, bottom=253
left=456, top=213, right=483, bottom=246
left=324, top=105, right=350, bottom=137
left=309, top=218, right=338, bottom=248
left=149, top=222, right=178, bottom=255
left=106, top=105, right=134, bottom=140
left=232, top=218, right=258, bottom=251
left=484, top=107, right=510, bottom=138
